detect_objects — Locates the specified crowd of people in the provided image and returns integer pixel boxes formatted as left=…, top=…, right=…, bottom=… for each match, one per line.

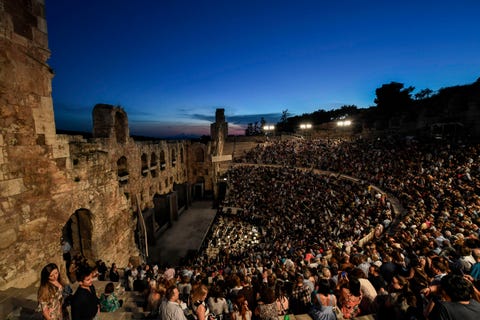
left=38, top=136, right=480, bottom=320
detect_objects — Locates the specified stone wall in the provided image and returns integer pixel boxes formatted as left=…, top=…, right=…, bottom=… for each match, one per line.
left=0, top=0, right=204, bottom=290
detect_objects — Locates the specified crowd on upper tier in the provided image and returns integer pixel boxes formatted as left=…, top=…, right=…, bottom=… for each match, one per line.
left=38, top=136, right=480, bottom=320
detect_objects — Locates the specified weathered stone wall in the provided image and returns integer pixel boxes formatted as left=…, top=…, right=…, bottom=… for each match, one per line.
left=0, top=0, right=72, bottom=288
left=0, top=0, right=197, bottom=290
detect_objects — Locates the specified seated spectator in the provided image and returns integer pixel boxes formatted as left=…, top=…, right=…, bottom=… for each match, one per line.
left=427, top=274, right=480, bottom=319
left=290, top=274, right=312, bottom=314
left=207, top=284, right=229, bottom=320
left=100, top=282, right=122, bottom=312
left=231, top=293, right=252, bottom=320
left=109, top=263, right=120, bottom=282
left=255, top=287, right=278, bottom=320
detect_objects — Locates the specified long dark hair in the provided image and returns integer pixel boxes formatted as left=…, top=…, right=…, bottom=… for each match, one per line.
left=38, top=263, right=62, bottom=302
left=40, top=263, right=61, bottom=286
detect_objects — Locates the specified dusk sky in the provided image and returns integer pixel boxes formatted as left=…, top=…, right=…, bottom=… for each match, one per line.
left=46, top=0, right=480, bottom=138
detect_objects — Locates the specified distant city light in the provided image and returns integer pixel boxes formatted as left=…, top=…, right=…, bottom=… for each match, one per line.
left=300, top=123, right=312, bottom=129
left=337, top=120, right=352, bottom=127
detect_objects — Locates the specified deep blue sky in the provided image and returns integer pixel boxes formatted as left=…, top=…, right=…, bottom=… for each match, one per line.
left=46, top=0, right=480, bottom=137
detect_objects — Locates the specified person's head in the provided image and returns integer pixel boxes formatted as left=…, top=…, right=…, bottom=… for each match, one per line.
left=259, top=287, right=276, bottom=304
left=369, top=264, right=379, bottom=276
left=317, top=278, right=332, bottom=296
left=235, top=293, right=247, bottom=308
left=166, top=286, right=179, bottom=302
left=191, top=283, right=208, bottom=302
left=473, top=248, right=480, bottom=262
left=391, top=275, right=409, bottom=292
left=348, top=278, right=361, bottom=297
left=431, top=257, right=448, bottom=274
left=40, top=263, right=60, bottom=286
left=296, top=274, right=304, bottom=285
left=105, top=282, right=115, bottom=294
left=440, top=274, right=473, bottom=302
left=76, top=265, right=94, bottom=289
left=321, top=267, right=331, bottom=279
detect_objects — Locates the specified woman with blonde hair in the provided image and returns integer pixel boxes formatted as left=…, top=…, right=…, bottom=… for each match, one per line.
left=37, top=263, right=69, bottom=320
left=191, top=284, right=213, bottom=320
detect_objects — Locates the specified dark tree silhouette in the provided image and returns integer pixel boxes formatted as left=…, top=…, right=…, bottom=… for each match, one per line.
left=414, top=88, right=434, bottom=100
left=374, top=82, right=414, bottom=114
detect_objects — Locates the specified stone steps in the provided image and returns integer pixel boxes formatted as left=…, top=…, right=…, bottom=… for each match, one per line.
left=0, top=279, right=153, bottom=320
left=0, top=285, right=41, bottom=320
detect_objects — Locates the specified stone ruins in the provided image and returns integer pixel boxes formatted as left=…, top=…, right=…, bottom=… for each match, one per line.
left=0, top=0, right=239, bottom=290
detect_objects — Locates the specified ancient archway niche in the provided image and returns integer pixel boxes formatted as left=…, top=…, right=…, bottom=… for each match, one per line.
left=160, top=150, right=166, bottom=171
left=151, top=153, right=158, bottom=177
left=92, top=104, right=129, bottom=143
left=117, top=156, right=129, bottom=186
left=141, top=153, right=148, bottom=177
left=64, top=209, right=94, bottom=261
left=171, top=149, right=176, bottom=167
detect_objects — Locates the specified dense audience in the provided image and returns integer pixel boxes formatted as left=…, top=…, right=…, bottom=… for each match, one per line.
left=41, top=136, right=480, bottom=320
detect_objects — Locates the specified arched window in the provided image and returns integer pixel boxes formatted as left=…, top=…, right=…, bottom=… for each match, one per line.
left=160, top=150, right=166, bottom=171
left=63, top=209, right=94, bottom=261
left=141, top=153, right=148, bottom=177
left=151, top=153, right=158, bottom=177
left=117, top=156, right=128, bottom=185
left=171, top=149, right=176, bottom=167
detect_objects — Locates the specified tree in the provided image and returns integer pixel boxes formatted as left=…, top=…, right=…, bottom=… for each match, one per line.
left=281, top=109, right=289, bottom=123
left=260, top=117, right=266, bottom=133
left=414, top=88, right=434, bottom=100
left=374, top=82, right=414, bottom=113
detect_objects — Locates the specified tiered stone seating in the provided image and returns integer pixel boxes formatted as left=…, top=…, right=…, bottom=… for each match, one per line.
left=2, top=279, right=151, bottom=320
left=0, top=285, right=42, bottom=319
left=93, top=280, right=150, bottom=319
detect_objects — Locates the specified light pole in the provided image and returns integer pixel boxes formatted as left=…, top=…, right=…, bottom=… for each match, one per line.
left=299, top=123, right=312, bottom=139
left=263, top=125, right=275, bottom=138
left=336, top=120, right=352, bottom=138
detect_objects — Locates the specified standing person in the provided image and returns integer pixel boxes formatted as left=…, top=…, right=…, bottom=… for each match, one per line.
left=71, top=265, right=100, bottom=320
left=61, top=239, right=72, bottom=271
left=207, top=284, right=229, bottom=320
left=290, top=274, right=312, bottom=314
left=159, top=286, right=188, bottom=320
left=37, top=263, right=69, bottom=320
left=231, top=293, right=252, bottom=320
left=255, top=287, right=279, bottom=320
left=191, top=284, right=212, bottom=320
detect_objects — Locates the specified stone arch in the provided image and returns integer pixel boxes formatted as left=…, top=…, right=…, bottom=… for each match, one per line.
left=160, top=150, right=166, bottom=170
left=141, top=153, right=148, bottom=177
left=151, top=152, right=158, bottom=177
left=117, top=156, right=128, bottom=186
left=171, top=149, right=177, bottom=167
left=63, top=209, right=94, bottom=261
